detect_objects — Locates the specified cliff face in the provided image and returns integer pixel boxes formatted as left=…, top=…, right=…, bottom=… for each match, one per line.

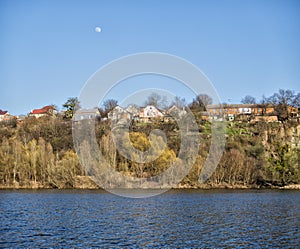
left=262, top=123, right=300, bottom=148
left=182, top=121, right=300, bottom=188
left=247, top=122, right=300, bottom=186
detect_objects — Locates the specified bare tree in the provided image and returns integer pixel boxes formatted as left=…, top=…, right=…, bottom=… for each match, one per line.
left=292, top=93, right=300, bottom=108
left=171, top=96, right=186, bottom=108
left=260, top=95, right=268, bottom=105
left=241, top=95, right=256, bottom=104
left=264, top=89, right=299, bottom=121
left=267, top=89, right=295, bottom=106
left=102, top=99, right=118, bottom=117
left=197, top=94, right=213, bottom=106
left=144, top=92, right=168, bottom=109
left=189, top=94, right=213, bottom=112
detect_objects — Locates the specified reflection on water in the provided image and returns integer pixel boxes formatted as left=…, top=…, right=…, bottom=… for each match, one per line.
left=0, top=189, right=299, bottom=248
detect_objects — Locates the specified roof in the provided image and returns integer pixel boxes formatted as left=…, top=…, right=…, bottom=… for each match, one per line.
left=0, top=109, right=8, bottom=115
left=143, top=105, right=164, bottom=113
left=168, top=105, right=180, bottom=111
left=75, top=108, right=100, bottom=115
left=30, top=105, right=56, bottom=115
left=207, top=104, right=275, bottom=109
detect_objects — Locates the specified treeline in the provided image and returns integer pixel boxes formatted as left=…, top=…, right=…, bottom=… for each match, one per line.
left=0, top=117, right=82, bottom=188
left=0, top=114, right=299, bottom=188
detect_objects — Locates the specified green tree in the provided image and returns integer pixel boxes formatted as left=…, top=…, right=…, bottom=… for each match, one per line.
left=268, top=144, right=300, bottom=185
left=63, top=97, right=80, bottom=119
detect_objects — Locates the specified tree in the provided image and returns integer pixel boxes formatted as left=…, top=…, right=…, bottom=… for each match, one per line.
left=63, top=97, right=80, bottom=119
left=267, top=89, right=295, bottom=106
left=292, top=93, right=300, bottom=108
left=268, top=144, right=300, bottom=185
left=102, top=99, right=118, bottom=117
left=28, top=139, right=38, bottom=182
left=196, top=94, right=213, bottom=106
left=260, top=95, right=268, bottom=105
left=171, top=96, right=186, bottom=108
left=144, top=92, right=167, bottom=109
left=189, top=94, right=213, bottom=112
left=265, top=89, right=299, bottom=121
left=241, top=95, right=256, bottom=104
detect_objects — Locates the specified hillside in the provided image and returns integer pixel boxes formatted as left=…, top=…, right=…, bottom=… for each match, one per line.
left=0, top=116, right=299, bottom=189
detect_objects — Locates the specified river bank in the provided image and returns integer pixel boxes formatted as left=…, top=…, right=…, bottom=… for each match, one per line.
left=1, top=176, right=300, bottom=190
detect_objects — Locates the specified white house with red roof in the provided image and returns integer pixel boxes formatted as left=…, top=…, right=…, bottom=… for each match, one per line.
left=0, top=109, right=10, bottom=122
left=29, top=105, right=57, bottom=118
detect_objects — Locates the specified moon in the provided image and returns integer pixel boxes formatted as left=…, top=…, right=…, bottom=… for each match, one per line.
left=95, top=27, right=102, bottom=33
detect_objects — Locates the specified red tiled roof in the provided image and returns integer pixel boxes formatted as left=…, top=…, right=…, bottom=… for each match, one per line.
left=0, top=109, right=8, bottom=115
left=30, top=106, right=55, bottom=115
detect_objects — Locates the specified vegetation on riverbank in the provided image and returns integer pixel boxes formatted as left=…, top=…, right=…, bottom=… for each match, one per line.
left=0, top=114, right=299, bottom=189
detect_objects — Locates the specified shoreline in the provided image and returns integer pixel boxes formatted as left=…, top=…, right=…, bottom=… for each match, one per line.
left=1, top=183, right=300, bottom=190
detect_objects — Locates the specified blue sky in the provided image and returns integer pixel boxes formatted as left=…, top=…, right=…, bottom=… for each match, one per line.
left=0, top=0, right=299, bottom=115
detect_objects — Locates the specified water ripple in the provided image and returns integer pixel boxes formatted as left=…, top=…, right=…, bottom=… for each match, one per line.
left=0, top=189, right=299, bottom=248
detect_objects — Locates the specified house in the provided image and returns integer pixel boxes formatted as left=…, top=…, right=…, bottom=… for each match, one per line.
left=161, top=105, right=188, bottom=122
left=206, top=104, right=276, bottom=116
left=287, top=106, right=298, bottom=118
left=0, top=109, right=11, bottom=122
left=125, top=105, right=140, bottom=116
left=29, top=105, right=57, bottom=118
left=73, top=108, right=100, bottom=121
left=125, top=105, right=140, bottom=121
left=202, top=103, right=300, bottom=122
left=205, top=104, right=276, bottom=119
left=107, top=105, right=165, bottom=123
left=167, top=105, right=187, bottom=117
left=200, top=104, right=278, bottom=122
left=108, top=106, right=131, bottom=124
left=138, top=105, right=164, bottom=122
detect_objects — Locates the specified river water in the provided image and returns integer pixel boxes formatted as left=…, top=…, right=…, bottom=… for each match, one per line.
left=0, top=189, right=299, bottom=248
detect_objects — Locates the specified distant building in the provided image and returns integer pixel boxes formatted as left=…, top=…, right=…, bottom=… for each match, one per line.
left=161, top=105, right=188, bottom=122
left=105, top=102, right=298, bottom=124
left=125, top=105, right=140, bottom=116
left=138, top=105, right=164, bottom=122
left=107, top=105, right=165, bottom=123
left=73, top=108, right=101, bottom=121
left=125, top=105, right=140, bottom=121
left=206, top=104, right=276, bottom=116
left=29, top=105, right=57, bottom=118
left=0, top=109, right=11, bottom=122
left=108, top=106, right=131, bottom=124
left=167, top=105, right=187, bottom=117
left=203, top=103, right=299, bottom=122
left=287, top=106, right=299, bottom=118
